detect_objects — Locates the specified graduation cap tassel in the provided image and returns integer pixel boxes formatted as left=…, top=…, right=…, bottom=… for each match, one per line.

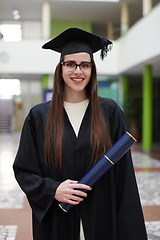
left=100, top=37, right=113, bottom=60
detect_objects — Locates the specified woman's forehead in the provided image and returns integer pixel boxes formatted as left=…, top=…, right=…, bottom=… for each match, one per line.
left=63, top=52, right=91, bottom=61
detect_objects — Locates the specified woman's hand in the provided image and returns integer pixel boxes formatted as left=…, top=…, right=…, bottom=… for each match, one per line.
left=54, top=179, right=92, bottom=205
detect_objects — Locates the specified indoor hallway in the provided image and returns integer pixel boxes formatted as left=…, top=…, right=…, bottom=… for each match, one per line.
left=0, top=132, right=160, bottom=240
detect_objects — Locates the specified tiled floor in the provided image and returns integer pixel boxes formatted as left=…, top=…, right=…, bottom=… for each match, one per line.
left=0, top=225, right=18, bottom=240
left=0, top=132, right=160, bottom=240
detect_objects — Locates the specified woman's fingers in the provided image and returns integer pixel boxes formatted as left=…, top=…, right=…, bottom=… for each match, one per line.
left=54, top=179, right=92, bottom=204
left=71, top=183, right=92, bottom=191
left=66, top=182, right=92, bottom=199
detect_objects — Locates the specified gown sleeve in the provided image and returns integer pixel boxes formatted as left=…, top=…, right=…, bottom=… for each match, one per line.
left=13, top=106, right=61, bottom=225
left=109, top=100, right=147, bottom=239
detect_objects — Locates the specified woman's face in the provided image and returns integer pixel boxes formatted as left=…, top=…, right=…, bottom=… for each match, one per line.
left=62, top=52, right=92, bottom=102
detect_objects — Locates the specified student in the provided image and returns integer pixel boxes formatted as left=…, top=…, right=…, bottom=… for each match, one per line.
left=13, top=28, right=147, bottom=240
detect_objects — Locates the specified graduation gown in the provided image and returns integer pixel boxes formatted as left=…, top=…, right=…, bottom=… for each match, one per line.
left=13, top=98, right=147, bottom=240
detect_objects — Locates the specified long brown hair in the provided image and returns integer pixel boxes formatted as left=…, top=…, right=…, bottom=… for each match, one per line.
left=44, top=55, right=112, bottom=168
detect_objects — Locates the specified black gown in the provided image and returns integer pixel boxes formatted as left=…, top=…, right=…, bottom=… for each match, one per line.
left=13, top=97, right=147, bottom=240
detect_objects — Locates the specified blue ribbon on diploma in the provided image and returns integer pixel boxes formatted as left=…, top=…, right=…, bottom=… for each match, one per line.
left=59, top=131, right=136, bottom=212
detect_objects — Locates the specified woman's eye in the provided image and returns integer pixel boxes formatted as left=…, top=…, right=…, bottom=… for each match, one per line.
left=66, top=62, right=75, bottom=67
left=81, top=63, right=89, bottom=68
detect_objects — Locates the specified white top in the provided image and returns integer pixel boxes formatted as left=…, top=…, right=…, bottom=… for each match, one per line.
left=64, top=99, right=89, bottom=239
left=64, top=99, right=89, bottom=137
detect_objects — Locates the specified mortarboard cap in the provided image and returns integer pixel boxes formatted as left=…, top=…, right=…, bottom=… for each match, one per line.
left=42, top=28, right=112, bottom=60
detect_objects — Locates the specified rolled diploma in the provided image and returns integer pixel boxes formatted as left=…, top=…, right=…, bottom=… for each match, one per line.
left=59, top=131, right=136, bottom=212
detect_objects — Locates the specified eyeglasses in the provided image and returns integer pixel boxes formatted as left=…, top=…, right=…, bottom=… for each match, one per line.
left=61, top=61, right=93, bottom=72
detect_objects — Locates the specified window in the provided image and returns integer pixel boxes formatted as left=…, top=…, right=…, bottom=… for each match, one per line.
left=0, top=24, right=22, bottom=42
left=0, top=79, right=21, bottom=99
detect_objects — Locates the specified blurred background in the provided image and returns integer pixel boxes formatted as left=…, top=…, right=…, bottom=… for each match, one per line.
left=0, top=0, right=160, bottom=148
left=0, top=0, right=160, bottom=239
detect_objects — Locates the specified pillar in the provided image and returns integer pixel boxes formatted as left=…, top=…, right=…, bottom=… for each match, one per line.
left=142, top=0, right=152, bottom=16
left=42, top=1, right=51, bottom=39
left=122, top=75, right=129, bottom=107
left=142, top=65, right=153, bottom=150
left=120, top=3, right=130, bottom=35
left=42, top=74, right=48, bottom=102
left=107, top=21, right=114, bottom=40
left=42, top=74, right=49, bottom=89
left=121, top=75, right=129, bottom=120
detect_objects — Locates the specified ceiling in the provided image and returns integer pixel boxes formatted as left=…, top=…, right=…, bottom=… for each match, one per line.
left=0, top=0, right=159, bottom=29
left=0, top=0, right=160, bottom=77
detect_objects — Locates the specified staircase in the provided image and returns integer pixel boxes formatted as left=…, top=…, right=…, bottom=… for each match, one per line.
left=0, top=99, right=12, bottom=133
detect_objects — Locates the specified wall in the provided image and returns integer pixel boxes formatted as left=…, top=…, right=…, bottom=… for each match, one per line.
left=116, top=2, right=160, bottom=74
left=51, top=20, right=92, bottom=36
left=22, top=21, right=41, bottom=39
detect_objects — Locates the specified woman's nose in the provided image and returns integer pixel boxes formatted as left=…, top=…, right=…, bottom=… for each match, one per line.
left=74, top=65, right=82, bottom=73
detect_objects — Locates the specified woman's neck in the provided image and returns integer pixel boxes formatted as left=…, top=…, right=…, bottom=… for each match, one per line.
left=63, top=90, right=87, bottom=103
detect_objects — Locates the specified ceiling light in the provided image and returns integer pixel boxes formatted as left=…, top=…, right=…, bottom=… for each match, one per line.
left=13, top=9, right=20, bottom=20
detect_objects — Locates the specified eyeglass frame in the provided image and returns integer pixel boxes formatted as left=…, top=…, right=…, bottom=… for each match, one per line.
left=61, top=61, right=94, bottom=72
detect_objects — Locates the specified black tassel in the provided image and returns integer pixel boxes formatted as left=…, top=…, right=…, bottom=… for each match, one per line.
left=100, top=37, right=113, bottom=60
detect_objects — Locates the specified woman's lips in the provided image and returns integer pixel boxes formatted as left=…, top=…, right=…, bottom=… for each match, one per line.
left=71, top=78, right=84, bottom=83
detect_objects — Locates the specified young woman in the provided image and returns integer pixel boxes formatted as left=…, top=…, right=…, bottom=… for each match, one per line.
left=13, top=28, right=147, bottom=240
